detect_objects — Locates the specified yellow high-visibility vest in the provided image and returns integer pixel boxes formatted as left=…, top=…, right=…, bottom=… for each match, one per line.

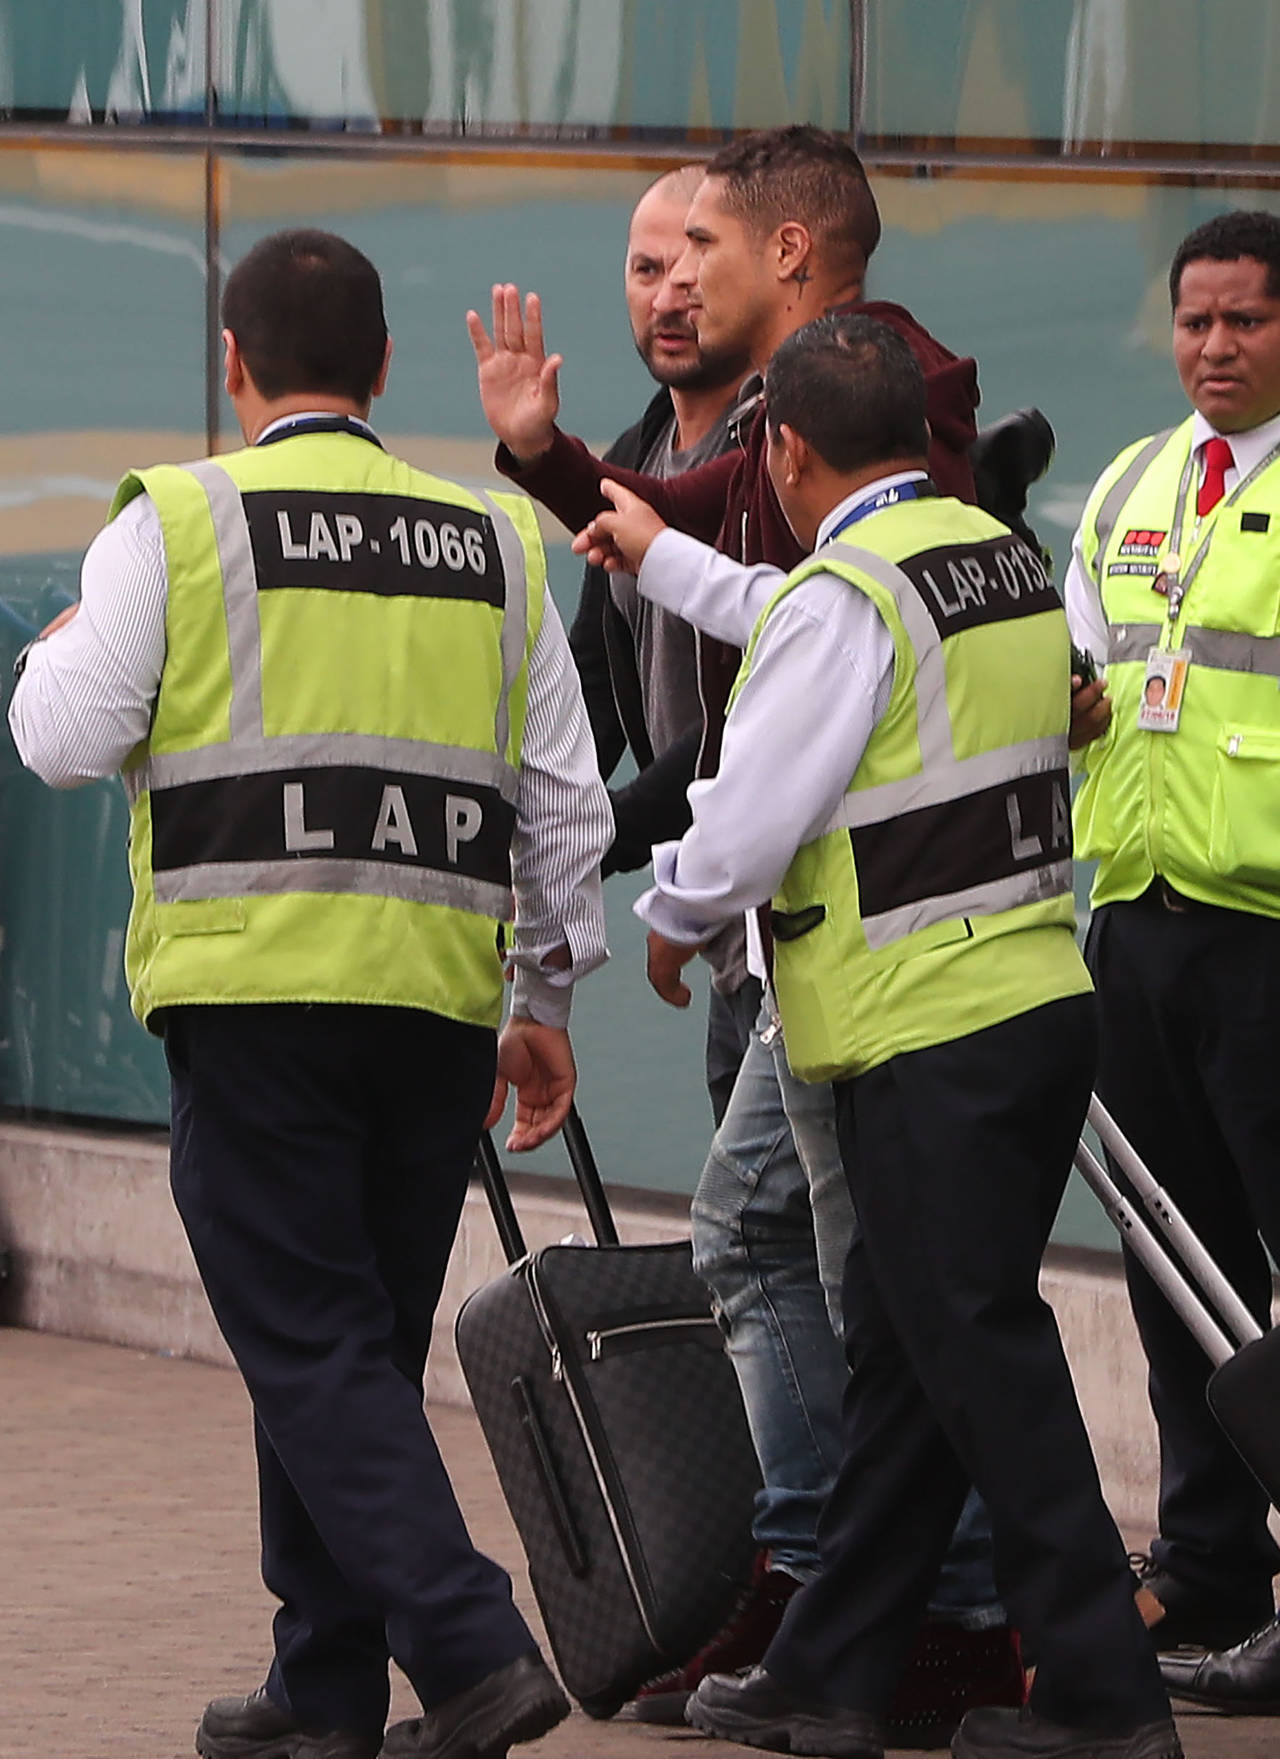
left=735, top=496, right=1087, bottom=1081
left=117, top=426, right=546, bottom=1029
left=1075, top=417, right=1280, bottom=917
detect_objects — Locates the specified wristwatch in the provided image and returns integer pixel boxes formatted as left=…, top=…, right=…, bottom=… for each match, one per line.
left=12, top=637, right=41, bottom=681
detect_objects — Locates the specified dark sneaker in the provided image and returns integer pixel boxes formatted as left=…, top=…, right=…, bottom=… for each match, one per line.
left=625, top=1553, right=802, bottom=1724
left=686, top=1666, right=885, bottom=1758
left=890, top=1624, right=1026, bottom=1749
left=196, top=1685, right=381, bottom=1759
left=379, top=1654, right=569, bottom=1759
left=952, top=1705, right=1183, bottom=1759
left=1130, top=1552, right=1274, bottom=1652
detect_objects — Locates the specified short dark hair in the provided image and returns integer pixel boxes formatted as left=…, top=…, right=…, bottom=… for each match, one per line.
left=1169, top=210, right=1280, bottom=305
left=765, top=313, right=927, bottom=474
left=221, top=229, right=388, bottom=403
left=705, top=125, right=881, bottom=278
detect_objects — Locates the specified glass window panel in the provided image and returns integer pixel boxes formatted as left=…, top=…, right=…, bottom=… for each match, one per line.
left=212, top=0, right=851, bottom=137
left=863, top=0, right=1280, bottom=158
left=0, top=0, right=206, bottom=122
left=0, top=146, right=204, bottom=1123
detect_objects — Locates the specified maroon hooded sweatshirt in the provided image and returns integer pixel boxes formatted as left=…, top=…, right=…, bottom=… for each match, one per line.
left=500, top=298, right=980, bottom=763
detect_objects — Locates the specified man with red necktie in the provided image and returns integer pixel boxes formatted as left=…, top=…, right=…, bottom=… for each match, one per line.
left=1066, top=210, right=1280, bottom=1714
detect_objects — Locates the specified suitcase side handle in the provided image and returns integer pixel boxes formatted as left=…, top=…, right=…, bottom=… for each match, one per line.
left=474, top=1103, right=619, bottom=1263
left=510, top=1374, right=590, bottom=1577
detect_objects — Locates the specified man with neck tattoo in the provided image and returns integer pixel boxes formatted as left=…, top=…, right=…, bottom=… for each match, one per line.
left=470, top=127, right=1022, bottom=1741
left=580, top=309, right=1179, bottom=1759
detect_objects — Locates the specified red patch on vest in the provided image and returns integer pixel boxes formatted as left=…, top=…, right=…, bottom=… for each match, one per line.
left=1117, top=528, right=1167, bottom=558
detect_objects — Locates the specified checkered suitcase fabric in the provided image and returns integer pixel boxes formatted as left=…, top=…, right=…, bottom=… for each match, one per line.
left=456, top=1236, right=760, bottom=1716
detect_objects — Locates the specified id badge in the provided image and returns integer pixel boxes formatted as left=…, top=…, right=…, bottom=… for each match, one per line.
left=1138, top=647, right=1190, bottom=732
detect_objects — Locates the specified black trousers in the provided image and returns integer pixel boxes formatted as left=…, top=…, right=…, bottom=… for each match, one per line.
left=165, top=1003, right=536, bottom=1737
left=1088, top=893, right=1280, bottom=1601
left=765, top=995, right=1169, bottom=1733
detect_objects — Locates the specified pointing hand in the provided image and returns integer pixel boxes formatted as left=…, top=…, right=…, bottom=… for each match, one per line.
left=571, top=479, right=668, bottom=574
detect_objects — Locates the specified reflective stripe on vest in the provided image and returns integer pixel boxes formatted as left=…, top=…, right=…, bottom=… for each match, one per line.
left=1108, top=618, right=1280, bottom=678
left=1089, top=429, right=1174, bottom=575
left=129, top=460, right=525, bottom=918
left=817, top=538, right=1072, bottom=950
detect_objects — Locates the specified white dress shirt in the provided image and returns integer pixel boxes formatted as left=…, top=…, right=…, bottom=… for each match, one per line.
left=8, top=416, right=611, bottom=1028
left=633, top=477, right=911, bottom=950
left=1063, top=407, right=1280, bottom=658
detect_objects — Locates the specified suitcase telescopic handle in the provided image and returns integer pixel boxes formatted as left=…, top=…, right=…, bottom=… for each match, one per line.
left=562, top=1103, right=620, bottom=1248
left=474, top=1102, right=619, bottom=1266
left=1076, top=1094, right=1264, bottom=1364
left=475, top=1131, right=528, bottom=1264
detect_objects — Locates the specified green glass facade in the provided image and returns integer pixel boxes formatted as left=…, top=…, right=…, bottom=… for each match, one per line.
left=0, top=2, right=1276, bottom=1246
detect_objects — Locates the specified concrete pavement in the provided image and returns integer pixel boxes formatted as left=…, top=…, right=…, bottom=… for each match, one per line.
left=0, top=1328, right=1270, bottom=1759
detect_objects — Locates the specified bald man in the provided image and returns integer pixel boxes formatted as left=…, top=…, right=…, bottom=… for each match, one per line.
left=567, top=167, right=759, bottom=1118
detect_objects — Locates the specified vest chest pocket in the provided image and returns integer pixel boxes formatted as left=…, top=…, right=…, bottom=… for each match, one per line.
left=1208, top=724, right=1280, bottom=888
left=155, top=899, right=247, bottom=936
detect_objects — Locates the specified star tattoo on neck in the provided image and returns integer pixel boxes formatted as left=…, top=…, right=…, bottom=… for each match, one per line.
left=792, top=265, right=812, bottom=288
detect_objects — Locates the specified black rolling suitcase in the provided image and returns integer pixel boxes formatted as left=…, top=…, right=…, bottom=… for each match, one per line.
left=455, top=1104, right=761, bottom=1718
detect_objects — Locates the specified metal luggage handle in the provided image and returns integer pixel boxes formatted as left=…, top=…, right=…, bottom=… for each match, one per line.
left=510, top=1374, right=590, bottom=1577
left=475, top=1102, right=620, bottom=1267
left=1074, top=1094, right=1264, bottom=1369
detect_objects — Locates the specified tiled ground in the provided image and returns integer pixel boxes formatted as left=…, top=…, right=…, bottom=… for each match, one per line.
left=1, top=1329, right=1270, bottom=1759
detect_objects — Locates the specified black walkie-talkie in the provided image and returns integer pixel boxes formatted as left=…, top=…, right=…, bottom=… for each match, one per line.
left=1070, top=643, right=1098, bottom=687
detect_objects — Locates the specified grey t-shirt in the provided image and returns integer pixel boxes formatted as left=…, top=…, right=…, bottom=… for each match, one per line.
left=609, top=400, right=750, bottom=993
left=608, top=410, right=737, bottom=757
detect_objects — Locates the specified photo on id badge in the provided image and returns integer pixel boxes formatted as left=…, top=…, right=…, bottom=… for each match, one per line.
left=1139, top=649, right=1189, bottom=732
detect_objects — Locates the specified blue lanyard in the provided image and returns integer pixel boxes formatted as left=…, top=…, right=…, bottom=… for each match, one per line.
left=824, top=477, right=934, bottom=543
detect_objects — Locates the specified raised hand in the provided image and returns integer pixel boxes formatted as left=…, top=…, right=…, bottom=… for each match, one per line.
left=466, top=284, right=562, bottom=465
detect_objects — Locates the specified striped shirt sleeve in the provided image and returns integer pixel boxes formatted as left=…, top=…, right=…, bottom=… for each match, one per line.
left=508, top=590, right=612, bottom=1028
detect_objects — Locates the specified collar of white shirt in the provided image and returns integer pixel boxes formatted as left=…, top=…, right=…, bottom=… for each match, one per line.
left=1189, top=406, right=1280, bottom=485
left=256, top=410, right=379, bottom=445
left=815, top=470, right=931, bottom=549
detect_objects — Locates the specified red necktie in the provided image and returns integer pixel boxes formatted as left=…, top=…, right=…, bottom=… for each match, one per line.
left=1197, top=436, right=1235, bottom=517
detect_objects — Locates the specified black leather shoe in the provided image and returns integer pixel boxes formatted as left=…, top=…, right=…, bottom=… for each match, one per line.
left=1131, top=1555, right=1273, bottom=1652
left=1160, top=1611, right=1280, bottom=1713
left=686, top=1666, right=885, bottom=1757
left=196, top=1685, right=382, bottom=1759
left=952, top=1705, right=1183, bottom=1758
left=379, top=1654, right=569, bottom=1759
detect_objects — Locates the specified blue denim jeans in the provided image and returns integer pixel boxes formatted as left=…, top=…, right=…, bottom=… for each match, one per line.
left=692, top=1002, right=1004, bottom=1624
